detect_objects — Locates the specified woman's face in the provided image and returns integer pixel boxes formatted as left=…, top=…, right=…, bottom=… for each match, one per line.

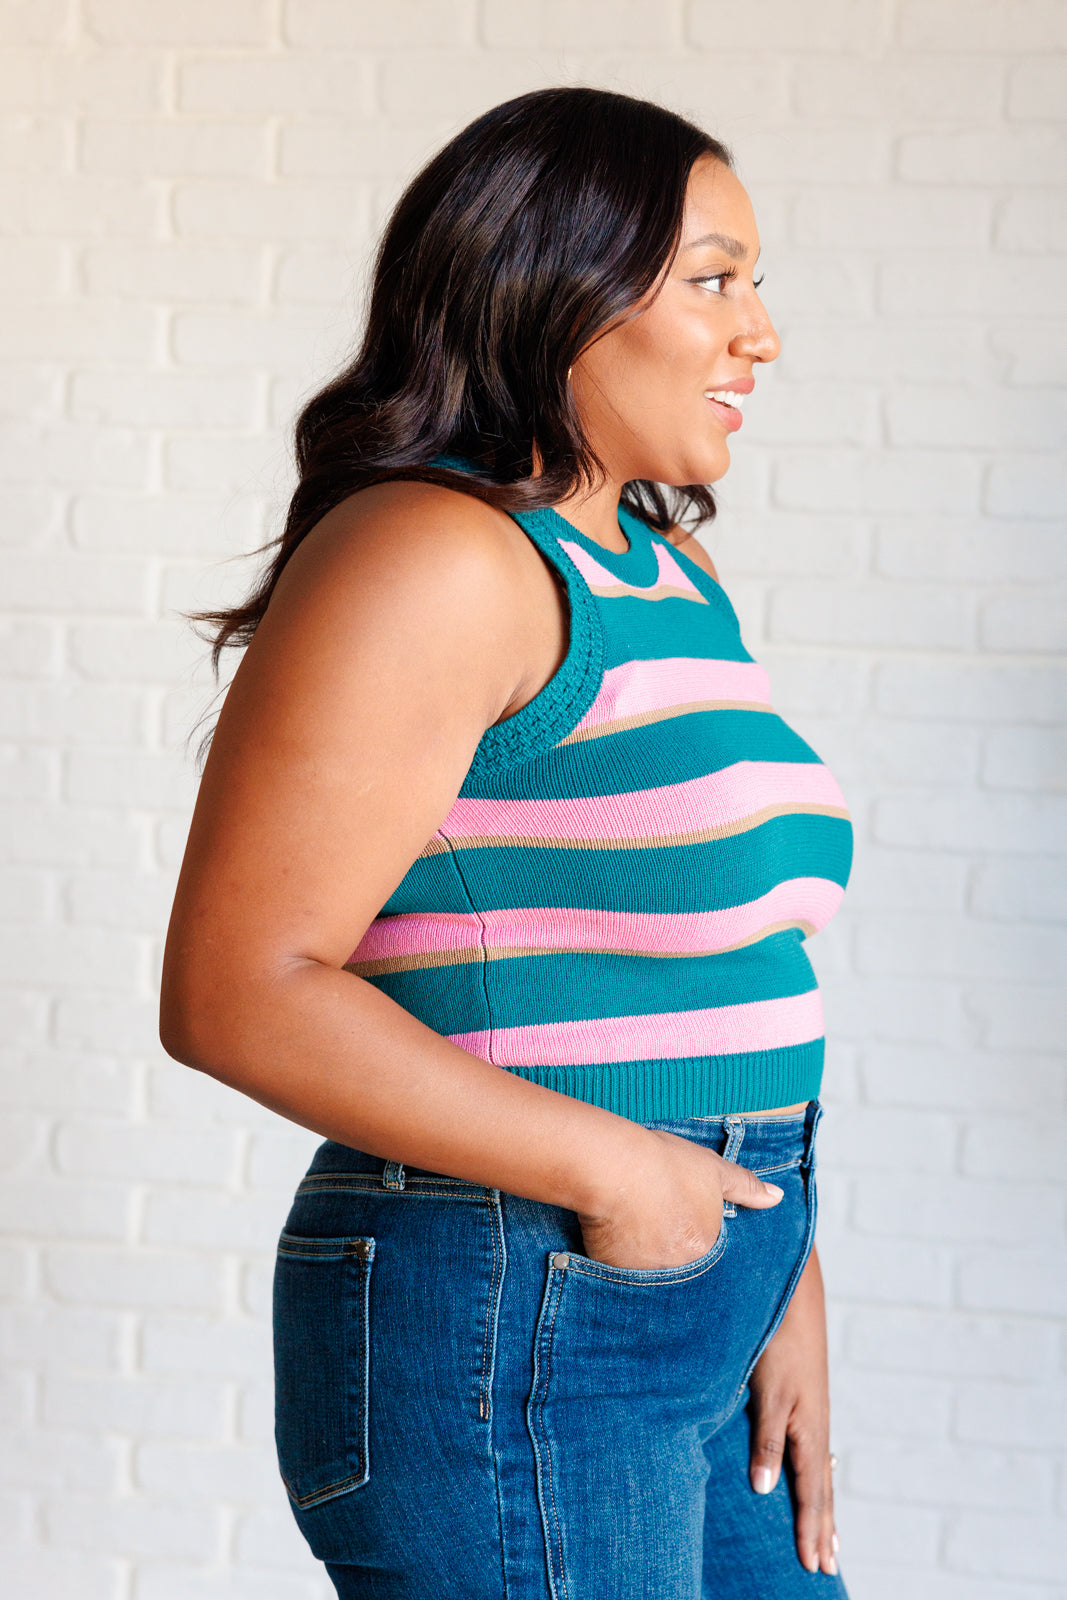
left=572, top=156, right=780, bottom=488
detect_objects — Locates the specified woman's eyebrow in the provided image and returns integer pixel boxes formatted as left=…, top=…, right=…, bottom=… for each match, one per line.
left=682, top=231, right=751, bottom=260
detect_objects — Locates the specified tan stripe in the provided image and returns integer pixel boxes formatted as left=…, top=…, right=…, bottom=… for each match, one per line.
left=344, top=919, right=820, bottom=976
left=585, top=581, right=709, bottom=604
left=439, top=802, right=851, bottom=852
left=558, top=699, right=775, bottom=746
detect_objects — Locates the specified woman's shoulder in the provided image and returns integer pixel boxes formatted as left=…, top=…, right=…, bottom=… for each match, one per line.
left=278, top=478, right=533, bottom=621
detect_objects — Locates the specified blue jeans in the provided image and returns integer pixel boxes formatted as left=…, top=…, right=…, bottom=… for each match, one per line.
left=273, top=1099, right=848, bottom=1598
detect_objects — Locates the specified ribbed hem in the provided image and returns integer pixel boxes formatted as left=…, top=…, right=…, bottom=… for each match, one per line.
left=502, top=1041, right=824, bottom=1121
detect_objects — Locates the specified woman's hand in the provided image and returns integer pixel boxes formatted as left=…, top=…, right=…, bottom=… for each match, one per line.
left=748, top=1245, right=839, bottom=1577
left=576, top=1127, right=784, bottom=1271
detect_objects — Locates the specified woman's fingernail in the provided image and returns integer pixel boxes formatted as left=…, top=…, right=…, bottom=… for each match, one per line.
left=764, top=1183, right=783, bottom=1199
left=806, top=1554, right=820, bottom=1574
left=828, top=1556, right=838, bottom=1576
left=753, top=1466, right=773, bottom=1494
left=832, top=1532, right=840, bottom=1554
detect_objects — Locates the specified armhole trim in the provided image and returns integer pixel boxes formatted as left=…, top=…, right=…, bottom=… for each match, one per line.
left=461, top=507, right=605, bottom=783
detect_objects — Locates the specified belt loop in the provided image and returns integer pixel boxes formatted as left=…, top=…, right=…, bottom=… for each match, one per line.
left=721, top=1115, right=745, bottom=1218
left=803, top=1099, right=823, bottom=1169
left=382, top=1160, right=406, bottom=1190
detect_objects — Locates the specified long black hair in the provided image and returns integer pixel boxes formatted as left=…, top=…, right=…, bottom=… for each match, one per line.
left=198, top=86, right=731, bottom=667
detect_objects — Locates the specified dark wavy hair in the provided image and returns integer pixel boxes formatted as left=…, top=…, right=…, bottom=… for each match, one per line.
left=197, top=86, right=731, bottom=668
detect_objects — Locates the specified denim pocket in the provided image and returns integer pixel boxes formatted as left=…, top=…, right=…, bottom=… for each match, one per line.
left=272, top=1232, right=375, bottom=1509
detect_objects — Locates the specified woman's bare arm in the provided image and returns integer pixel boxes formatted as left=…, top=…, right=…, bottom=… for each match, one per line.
left=161, top=483, right=779, bottom=1253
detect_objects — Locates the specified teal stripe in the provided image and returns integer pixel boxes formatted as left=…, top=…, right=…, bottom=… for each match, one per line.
left=483, top=933, right=819, bottom=1027
left=460, top=710, right=828, bottom=802
left=444, top=815, right=854, bottom=913
left=502, top=1040, right=825, bottom=1120
left=598, top=597, right=748, bottom=666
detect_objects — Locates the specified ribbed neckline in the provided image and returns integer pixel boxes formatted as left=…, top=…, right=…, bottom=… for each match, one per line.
left=542, top=502, right=661, bottom=587
left=429, top=452, right=660, bottom=586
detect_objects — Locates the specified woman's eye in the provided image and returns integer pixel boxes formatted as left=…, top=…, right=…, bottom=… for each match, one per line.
left=696, top=273, right=730, bottom=295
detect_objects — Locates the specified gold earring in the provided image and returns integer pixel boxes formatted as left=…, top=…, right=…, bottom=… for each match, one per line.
left=566, top=365, right=573, bottom=382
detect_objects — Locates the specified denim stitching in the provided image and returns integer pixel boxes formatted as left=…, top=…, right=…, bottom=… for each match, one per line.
left=528, top=1261, right=570, bottom=1600
left=478, top=1190, right=504, bottom=1423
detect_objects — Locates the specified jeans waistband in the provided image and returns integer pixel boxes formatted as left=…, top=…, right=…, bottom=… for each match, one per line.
left=300, top=1100, right=822, bottom=1196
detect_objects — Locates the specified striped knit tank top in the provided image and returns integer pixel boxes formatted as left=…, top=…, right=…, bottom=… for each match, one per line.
left=346, top=474, right=853, bottom=1120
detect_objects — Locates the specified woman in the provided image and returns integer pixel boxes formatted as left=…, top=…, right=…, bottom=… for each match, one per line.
left=161, top=87, right=851, bottom=1599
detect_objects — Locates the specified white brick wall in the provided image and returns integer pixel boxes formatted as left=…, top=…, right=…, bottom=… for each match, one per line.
left=2, top=3, right=1064, bottom=1596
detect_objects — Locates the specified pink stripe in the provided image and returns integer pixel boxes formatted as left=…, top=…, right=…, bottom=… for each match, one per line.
left=348, top=879, right=843, bottom=963
left=572, top=657, right=772, bottom=734
left=449, top=989, right=825, bottom=1067
left=558, top=539, right=705, bottom=599
left=438, top=761, right=847, bottom=843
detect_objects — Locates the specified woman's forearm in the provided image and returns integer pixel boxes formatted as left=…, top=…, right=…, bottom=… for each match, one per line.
left=161, top=956, right=655, bottom=1218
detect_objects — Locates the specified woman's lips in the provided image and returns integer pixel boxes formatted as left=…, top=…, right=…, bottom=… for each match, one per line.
left=705, top=394, right=744, bottom=432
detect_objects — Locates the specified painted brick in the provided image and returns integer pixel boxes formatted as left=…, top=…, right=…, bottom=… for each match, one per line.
left=134, top=1440, right=278, bottom=1499
left=178, top=57, right=374, bottom=117
left=43, top=1372, right=227, bottom=1438
left=898, top=0, right=1067, bottom=51
left=782, top=318, right=994, bottom=388
left=83, top=0, right=270, bottom=46
left=944, top=1511, right=1067, bottom=1583
left=142, top=1189, right=287, bottom=1253
left=818, top=1233, right=954, bottom=1306
left=378, top=51, right=573, bottom=119
left=64, top=747, right=198, bottom=810
left=981, top=725, right=1067, bottom=794
left=43, top=1493, right=220, bottom=1559
left=43, top=1246, right=225, bottom=1311
left=170, top=308, right=342, bottom=375
left=53, top=1120, right=238, bottom=1184
left=80, top=118, right=268, bottom=179
left=970, top=855, right=1067, bottom=922
left=854, top=1174, right=1064, bottom=1245
left=769, top=581, right=976, bottom=650
left=483, top=0, right=675, bottom=48
left=0, top=1304, right=121, bottom=1369
left=162, top=431, right=291, bottom=494
left=689, top=0, right=886, bottom=51
left=1007, top=57, right=1067, bottom=120
left=898, top=128, right=1067, bottom=187
left=792, top=54, right=1005, bottom=121
left=64, top=870, right=176, bottom=931
left=2, top=0, right=72, bottom=45
left=82, top=241, right=264, bottom=304
left=879, top=257, right=1064, bottom=319
left=0, top=1426, right=123, bottom=1491
left=0, top=174, right=157, bottom=235
left=875, top=660, right=1066, bottom=724
left=288, top=0, right=469, bottom=47
left=0, top=1551, right=121, bottom=1600
left=986, top=455, right=1067, bottom=518
left=856, top=913, right=1067, bottom=983
left=141, top=1314, right=270, bottom=1378
left=966, top=981, right=1067, bottom=1053
left=875, top=518, right=1067, bottom=583
left=276, top=118, right=448, bottom=181
left=958, top=1246, right=1067, bottom=1318
left=818, top=1105, right=958, bottom=1174
left=71, top=372, right=261, bottom=431
left=860, top=1043, right=1065, bottom=1113
left=773, top=450, right=982, bottom=516
left=832, top=1367, right=953, bottom=1441
left=71, top=492, right=265, bottom=558
left=0, top=1177, right=129, bottom=1240
left=135, top=1567, right=327, bottom=1600
left=955, top=1382, right=1067, bottom=1450
left=794, top=185, right=994, bottom=250
left=0, top=620, right=60, bottom=679
left=0, top=682, right=144, bottom=745
left=851, top=1442, right=1053, bottom=1512
left=887, top=385, right=1066, bottom=452
left=995, top=192, right=1067, bottom=256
